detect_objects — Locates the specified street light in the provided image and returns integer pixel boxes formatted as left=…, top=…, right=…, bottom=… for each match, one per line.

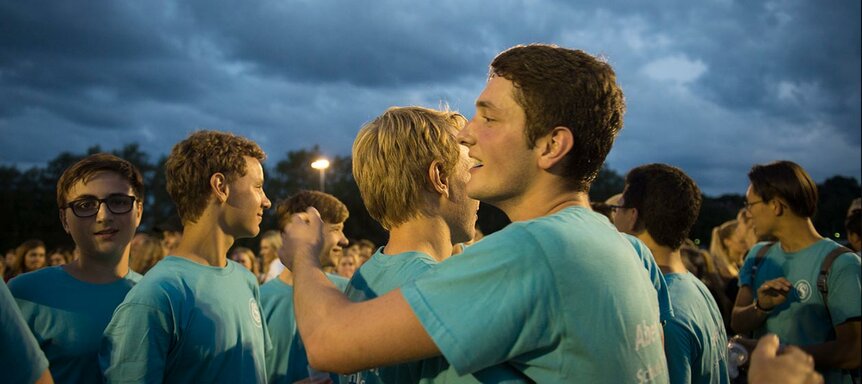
left=311, top=158, right=330, bottom=192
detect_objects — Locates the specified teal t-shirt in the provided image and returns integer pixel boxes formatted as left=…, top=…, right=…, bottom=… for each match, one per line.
left=401, top=207, right=668, bottom=383
left=663, top=272, right=729, bottom=384
left=260, top=272, right=348, bottom=384
left=1, top=279, right=49, bottom=384
left=8, top=265, right=141, bottom=384
left=341, top=249, right=527, bottom=384
left=738, top=239, right=861, bottom=384
left=623, top=233, right=675, bottom=325
left=99, top=256, right=270, bottom=383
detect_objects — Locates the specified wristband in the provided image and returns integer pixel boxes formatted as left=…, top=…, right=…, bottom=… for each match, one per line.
left=753, top=300, right=773, bottom=314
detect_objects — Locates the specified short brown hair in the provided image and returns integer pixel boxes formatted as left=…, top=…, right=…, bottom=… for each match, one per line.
left=165, top=130, right=266, bottom=224
left=352, top=106, right=465, bottom=229
left=56, top=153, right=145, bottom=208
left=748, top=160, right=818, bottom=218
left=276, top=190, right=349, bottom=229
left=491, top=44, right=625, bottom=192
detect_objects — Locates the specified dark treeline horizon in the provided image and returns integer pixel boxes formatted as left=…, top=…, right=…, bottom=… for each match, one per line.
left=2, top=143, right=859, bottom=254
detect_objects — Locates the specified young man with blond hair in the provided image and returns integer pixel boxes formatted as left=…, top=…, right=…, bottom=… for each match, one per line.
left=341, top=106, right=524, bottom=383
left=281, top=45, right=667, bottom=382
left=261, top=190, right=350, bottom=384
left=10, top=153, right=144, bottom=383
left=100, top=131, right=272, bottom=383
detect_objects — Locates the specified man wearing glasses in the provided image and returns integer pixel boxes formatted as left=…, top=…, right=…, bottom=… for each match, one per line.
left=9, top=153, right=144, bottom=383
left=731, top=160, right=861, bottom=384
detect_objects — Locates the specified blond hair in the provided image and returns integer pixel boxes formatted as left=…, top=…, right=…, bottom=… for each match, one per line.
left=352, top=106, right=465, bottom=230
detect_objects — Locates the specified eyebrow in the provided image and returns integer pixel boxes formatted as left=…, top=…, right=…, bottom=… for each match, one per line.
left=475, top=100, right=499, bottom=110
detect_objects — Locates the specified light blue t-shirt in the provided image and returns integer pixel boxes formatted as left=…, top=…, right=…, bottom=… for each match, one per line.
left=8, top=266, right=141, bottom=384
left=260, top=272, right=348, bottom=384
left=99, top=256, right=270, bottom=383
left=663, top=272, right=729, bottom=384
left=341, top=249, right=528, bottom=384
left=623, top=233, right=675, bottom=325
left=1, top=279, right=49, bottom=384
left=402, top=207, right=668, bottom=383
left=738, top=239, right=861, bottom=384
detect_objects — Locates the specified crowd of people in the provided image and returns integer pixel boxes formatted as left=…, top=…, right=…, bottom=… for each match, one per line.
left=2, top=44, right=859, bottom=384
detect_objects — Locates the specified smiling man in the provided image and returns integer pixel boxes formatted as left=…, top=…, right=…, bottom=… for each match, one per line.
left=281, top=45, right=667, bottom=382
left=9, top=153, right=145, bottom=383
left=731, top=160, right=861, bottom=384
left=100, top=131, right=272, bottom=383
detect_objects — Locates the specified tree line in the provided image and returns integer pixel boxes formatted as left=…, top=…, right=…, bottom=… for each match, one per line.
left=1, top=143, right=858, bottom=253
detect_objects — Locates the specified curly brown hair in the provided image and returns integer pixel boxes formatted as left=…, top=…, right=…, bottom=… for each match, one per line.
left=276, top=190, right=349, bottom=229
left=165, top=130, right=266, bottom=224
left=490, top=44, right=625, bottom=192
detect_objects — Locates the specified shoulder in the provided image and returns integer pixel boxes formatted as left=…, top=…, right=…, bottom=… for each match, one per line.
left=7, top=267, right=62, bottom=297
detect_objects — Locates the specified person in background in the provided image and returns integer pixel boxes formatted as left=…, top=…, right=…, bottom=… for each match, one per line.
left=129, top=232, right=166, bottom=275
left=47, top=247, right=72, bottom=266
left=100, top=130, right=271, bottom=383
left=615, top=163, right=729, bottom=383
left=844, top=209, right=860, bottom=254
left=12, top=239, right=47, bottom=278
left=355, top=239, right=375, bottom=266
left=230, top=246, right=261, bottom=279
left=261, top=190, right=349, bottom=384
left=9, top=153, right=145, bottom=383
left=731, top=160, right=861, bottom=383
left=260, top=230, right=284, bottom=283
left=710, top=220, right=747, bottom=280
left=336, top=247, right=359, bottom=280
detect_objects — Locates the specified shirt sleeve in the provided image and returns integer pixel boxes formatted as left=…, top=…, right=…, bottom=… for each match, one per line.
left=400, top=225, right=557, bottom=375
left=1, top=280, right=49, bottom=384
left=663, top=320, right=694, bottom=384
left=100, top=302, right=173, bottom=383
left=825, top=252, right=862, bottom=326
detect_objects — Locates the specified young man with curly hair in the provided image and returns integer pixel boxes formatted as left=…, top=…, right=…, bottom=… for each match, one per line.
left=100, top=131, right=272, bottom=383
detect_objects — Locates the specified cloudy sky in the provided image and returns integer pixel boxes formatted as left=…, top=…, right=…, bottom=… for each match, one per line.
left=1, top=0, right=859, bottom=195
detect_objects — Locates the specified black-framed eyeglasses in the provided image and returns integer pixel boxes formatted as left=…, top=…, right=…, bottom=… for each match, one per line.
left=62, top=195, right=137, bottom=218
left=742, top=200, right=764, bottom=211
left=608, top=205, right=627, bottom=212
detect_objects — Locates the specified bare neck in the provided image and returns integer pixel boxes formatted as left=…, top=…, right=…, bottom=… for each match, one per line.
left=172, top=210, right=233, bottom=267
left=773, top=216, right=823, bottom=253
left=63, top=250, right=130, bottom=284
left=278, top=268, right=294, bottom=285
left=497, top=181, right=590, bottom=222
left=385, top=215, right=454, bottom=262
left=637, top=231, right=688, bottom=274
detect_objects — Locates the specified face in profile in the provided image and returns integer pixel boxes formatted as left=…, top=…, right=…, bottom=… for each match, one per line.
left=445, top=143, right=480, bottom=245
left=223, top=157, right=272, bottom=239
left=61, top=171, right=143, bottom=261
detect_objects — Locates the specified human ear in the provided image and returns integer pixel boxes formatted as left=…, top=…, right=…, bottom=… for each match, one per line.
left=428, top=160, right=449, bottom=197
left=537, top=127, right=574, bottom=170
left=211, top=173, right=228, bottom=204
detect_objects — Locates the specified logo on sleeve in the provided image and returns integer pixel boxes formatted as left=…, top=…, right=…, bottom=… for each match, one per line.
left=249, top=298, right=263, bottom=328
left=794, top=280, right=812, bottom=302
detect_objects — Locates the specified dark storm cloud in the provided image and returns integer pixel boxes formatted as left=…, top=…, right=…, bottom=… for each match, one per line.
left=0, top=0, right=858, bottom=195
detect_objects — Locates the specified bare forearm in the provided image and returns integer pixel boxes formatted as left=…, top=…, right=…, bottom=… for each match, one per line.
left=731, top=303, right=769, bottom=334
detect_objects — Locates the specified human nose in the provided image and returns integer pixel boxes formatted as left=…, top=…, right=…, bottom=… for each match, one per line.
left=337, top=232, right=348, bottom=247
left=457, top=119, right=476, bottom=146
left=95, top=201, right=112, bottom=221
left=262, top=191, right=272, bottom=209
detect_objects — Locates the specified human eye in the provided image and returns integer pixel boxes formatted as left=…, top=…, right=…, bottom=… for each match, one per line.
left=74, top=199, right=99, bottom=210
left=108, top=195, right=134, bottom=209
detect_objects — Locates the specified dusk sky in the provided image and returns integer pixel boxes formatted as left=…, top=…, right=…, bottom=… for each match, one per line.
left=1, top=0, right=859, bottom=196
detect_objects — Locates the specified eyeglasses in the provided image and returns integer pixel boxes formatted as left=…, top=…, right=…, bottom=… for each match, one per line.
left=608, top=205, right=627, bottom=212
left=742, top=200, right=764, bottom=211
left=63, top=195, right=137, bottom=218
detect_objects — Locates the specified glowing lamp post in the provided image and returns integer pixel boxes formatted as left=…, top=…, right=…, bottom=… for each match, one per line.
left=311, top=158, right=330, bottom=192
